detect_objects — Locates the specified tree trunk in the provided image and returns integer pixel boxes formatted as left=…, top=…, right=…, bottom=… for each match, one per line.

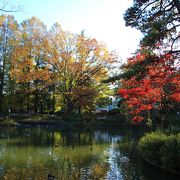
left=52, top=85, right=55, bottom=114
left=78, top=105, right=81, bottom=115
left=0, top=63, right=5, bottom=113
left=64, top=96, right=74, bottom=115
left=67, top=103, right=73, bottom=115
left=0, top=93, right=3, bottom=113
left=34, top=89, right=39, bottom=114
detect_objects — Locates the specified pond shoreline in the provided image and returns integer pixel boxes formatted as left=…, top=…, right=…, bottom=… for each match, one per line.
left=0, top=115, right=133, bottom=129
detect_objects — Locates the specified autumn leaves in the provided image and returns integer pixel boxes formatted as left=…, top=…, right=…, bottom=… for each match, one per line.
left=119, top=53, right=179, bottom=123
left=0, top=15, right=116, bottom=114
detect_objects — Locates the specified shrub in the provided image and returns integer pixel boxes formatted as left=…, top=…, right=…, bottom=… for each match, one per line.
left=160, top=135, right=177, bottom=169
left=138, top=131, right=180, bottom=171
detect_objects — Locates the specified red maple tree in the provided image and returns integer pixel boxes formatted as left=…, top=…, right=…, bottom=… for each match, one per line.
left=119, top=52, right=180, bottom=124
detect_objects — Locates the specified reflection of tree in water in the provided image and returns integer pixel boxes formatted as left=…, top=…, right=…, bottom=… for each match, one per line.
left=2, top=161, right=109, bottom=180
left=2, top=153, right=109, bottom=180
left=106, top=136, right=123, bottom=180
left=116, top=151, right=143, bottom=180
left=0, top=128, right=111, bottom=179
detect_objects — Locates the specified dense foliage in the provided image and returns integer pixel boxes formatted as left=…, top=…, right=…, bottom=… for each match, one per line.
left=0, top=15, right=117, bottom=115
left=119, top=52, right=179, bottom=124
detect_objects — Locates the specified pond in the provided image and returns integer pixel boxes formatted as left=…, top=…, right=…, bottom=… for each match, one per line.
left=0, top=126, right=179, bottom=180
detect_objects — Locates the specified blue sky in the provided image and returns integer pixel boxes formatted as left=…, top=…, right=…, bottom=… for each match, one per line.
left=7, top=0, right=142, bottom=61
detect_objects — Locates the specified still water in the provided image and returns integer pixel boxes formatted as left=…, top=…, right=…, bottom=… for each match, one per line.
left=0, top=126, right=179, bottom=180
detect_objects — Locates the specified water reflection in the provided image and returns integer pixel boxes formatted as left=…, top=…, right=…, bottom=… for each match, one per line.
left=106, top=136, right=123, bottom=180
left=0, top=127, right=179, bottom=180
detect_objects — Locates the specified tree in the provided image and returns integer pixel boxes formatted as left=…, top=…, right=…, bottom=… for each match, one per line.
left=46, top=25, right=117, bottom=114
left=10, top=17, right=51, bottom=113
left=0, top=15, right=117, bottom=115
left=116, top=0, right=180, bottom=125
left=0, top=15, right=18, bottom=113
left=124, top=0, right=180, bottom=54
left=118, top=51, right=179, bottom=126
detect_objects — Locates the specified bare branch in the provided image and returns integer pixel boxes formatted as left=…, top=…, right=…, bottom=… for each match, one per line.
left=0, top=0, right=21, bottom=13
left=170, top=35, right=180, bottom=51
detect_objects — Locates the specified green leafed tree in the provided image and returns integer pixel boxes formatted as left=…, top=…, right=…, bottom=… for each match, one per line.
left=0, top=15, right=18, bottom=113
left=124, top=0, right=180, bottom=56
